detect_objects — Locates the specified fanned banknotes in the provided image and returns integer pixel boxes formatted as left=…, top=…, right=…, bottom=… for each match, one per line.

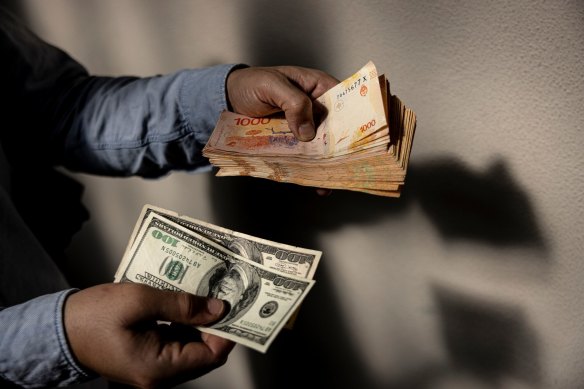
left=114, top=204, right=321, bottom=352
left=203, top=61, right=417, bottom=197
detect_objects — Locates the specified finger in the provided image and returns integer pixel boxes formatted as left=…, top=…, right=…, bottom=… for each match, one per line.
left=162, top=333, right=234, bottom=366
left=272, top=67, right=338, bottom=141
left=263, top=75, right=317, bottom=141
left=177, top=333, right=234, bottom=372
left=151, top=334, right=235, bottom=387
left=274, top=66, right=339, bottom=99
left=201, top=332, right=236, bottom=356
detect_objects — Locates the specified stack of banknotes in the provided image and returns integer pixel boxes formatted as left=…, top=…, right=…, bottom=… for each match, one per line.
left=203, top=61, right=417, bottom=197
left=114, top=204, right=321, bottom=353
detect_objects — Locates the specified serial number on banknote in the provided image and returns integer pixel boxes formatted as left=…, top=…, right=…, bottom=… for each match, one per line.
left=336, top=75, right=368, bottom=99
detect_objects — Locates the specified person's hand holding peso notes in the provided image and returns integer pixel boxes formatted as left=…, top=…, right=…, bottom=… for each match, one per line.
left=204, top=61, right=417, bottom=197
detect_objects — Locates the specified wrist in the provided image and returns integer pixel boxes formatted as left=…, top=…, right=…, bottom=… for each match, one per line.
left=225, top=64, right=250, bottom=112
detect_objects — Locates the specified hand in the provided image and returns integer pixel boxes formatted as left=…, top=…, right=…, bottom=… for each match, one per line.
left=226, top=66, right=339, bottom=142
left=64, top=283, right=235, bottom=389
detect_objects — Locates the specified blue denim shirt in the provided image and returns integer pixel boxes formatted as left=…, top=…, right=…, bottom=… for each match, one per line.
left=0, top=6, right=241, bottom=387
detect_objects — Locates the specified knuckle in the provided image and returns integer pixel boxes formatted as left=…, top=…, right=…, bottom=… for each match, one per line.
left=177, top=291, right=196, bottom=318
left=285, top=95, right=311, bottom=112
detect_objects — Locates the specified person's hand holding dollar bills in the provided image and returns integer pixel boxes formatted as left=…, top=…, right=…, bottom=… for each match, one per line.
left=64, top=283, right=235, bottom=388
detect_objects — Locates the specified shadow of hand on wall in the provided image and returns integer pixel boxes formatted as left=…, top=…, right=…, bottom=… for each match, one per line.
left=283, top=155, right=547, bottom=253
left=409, top=157, right=547, bottom=251
left=208, top=153, right=547, bottom=389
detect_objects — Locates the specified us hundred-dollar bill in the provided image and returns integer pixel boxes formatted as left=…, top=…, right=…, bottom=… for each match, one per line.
left=114, top=212, right=315, bottom=353
left=121, top=204, right=321, bottom=329
left=123, top=204, right=322, bottom=280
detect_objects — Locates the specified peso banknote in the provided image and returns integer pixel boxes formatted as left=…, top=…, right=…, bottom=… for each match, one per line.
left=202, top=61, right=417, bottom=197
left=114, top=211, right=315, bottom=353
left=204, top=61, right=389, bottom=159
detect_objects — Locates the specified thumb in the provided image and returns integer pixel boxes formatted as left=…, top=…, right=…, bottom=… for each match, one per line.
left=145, top=288, right=227, bottom=326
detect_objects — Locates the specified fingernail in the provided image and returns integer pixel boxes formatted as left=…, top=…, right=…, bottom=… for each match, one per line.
left=298, top=123, right=315, bottom=141
left=207, top=298, right=224, bottom=315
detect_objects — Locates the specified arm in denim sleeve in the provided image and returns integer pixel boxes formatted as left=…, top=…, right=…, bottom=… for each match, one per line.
left=0, top=290, right=96, bottom=388
left=54, top=64, right=239, bottom=177
left=0, top=6, right=243, bottom=177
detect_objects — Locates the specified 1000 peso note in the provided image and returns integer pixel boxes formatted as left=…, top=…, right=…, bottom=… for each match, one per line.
left=204, top=61, right=389, bottom=159
left=114, top=212, right=315, bottom=353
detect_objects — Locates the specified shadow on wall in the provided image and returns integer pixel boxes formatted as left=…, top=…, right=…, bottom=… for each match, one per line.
left=409, top=158, right=548, bottom=251
left=240, top=0, right=333, bottom=68
left=209, top=155, right=548, bottom=389
left=289, top=156, right=547, bottom=253
left=378, top=285, right=543, bottom=389
left=432, top=285, right=542, bottom=386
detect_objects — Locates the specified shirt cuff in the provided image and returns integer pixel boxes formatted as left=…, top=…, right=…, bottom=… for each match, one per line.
left=178, top=63, right=247, bottom=147
left=0, top=289, right=96, bottom=388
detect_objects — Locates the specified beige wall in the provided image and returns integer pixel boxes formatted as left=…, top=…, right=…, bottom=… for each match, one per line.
left=20, top=1, right=584, bottom=388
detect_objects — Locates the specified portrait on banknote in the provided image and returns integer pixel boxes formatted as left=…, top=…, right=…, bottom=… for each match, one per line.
left=226, top=237, right=264, bottom=265
left=198, top=260, right=261, bottom=325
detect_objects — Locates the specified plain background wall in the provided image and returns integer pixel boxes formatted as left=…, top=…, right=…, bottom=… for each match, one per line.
left=14, top=1, right=584, bottom=388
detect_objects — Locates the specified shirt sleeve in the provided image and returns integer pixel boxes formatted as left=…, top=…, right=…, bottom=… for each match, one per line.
left=0, top=289, right=96, bottom=388
left=55, top=64, right=240, bottom=177
left=0, top=6, right=244, bottom=177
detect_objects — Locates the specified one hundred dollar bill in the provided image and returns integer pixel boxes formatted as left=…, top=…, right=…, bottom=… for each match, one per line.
left=114, top=212, right=315, bottom=353
left=122, top=204, right=321, bottom=280
left=120, top=204, right=321, bottom=329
